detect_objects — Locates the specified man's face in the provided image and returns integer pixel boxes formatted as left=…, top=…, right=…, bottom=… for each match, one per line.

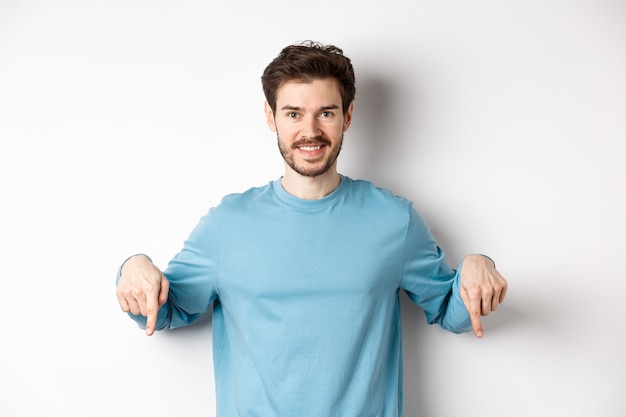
left=265, top=78, right=353, bottom=178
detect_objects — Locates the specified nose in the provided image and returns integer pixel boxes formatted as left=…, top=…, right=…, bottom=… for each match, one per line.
left=301, top=115, right=321, bottom=138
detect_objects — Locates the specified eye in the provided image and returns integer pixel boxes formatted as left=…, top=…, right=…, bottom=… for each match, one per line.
left=320, top=111, right=333, bottom=118
left=287, top=112, right=299, bottom=119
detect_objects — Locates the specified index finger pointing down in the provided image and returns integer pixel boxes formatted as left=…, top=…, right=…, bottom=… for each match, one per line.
left=462, top=288, right=484, bottom=338
left=144, top=293, right=160, bottom=336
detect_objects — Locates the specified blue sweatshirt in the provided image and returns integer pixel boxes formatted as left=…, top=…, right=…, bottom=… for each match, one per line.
left=121, top=176, right=471, bottom=416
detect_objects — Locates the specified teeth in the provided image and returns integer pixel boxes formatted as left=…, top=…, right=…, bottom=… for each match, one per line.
left=300, top=146, right=322, bottom=151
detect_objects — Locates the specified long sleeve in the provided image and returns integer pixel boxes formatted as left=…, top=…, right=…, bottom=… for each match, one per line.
left=400, top=208, right=472, bottom=333
left=116, top=209, right=220, bottom=331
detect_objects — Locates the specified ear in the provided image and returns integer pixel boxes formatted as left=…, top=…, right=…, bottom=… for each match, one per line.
left=343, top=101, right=354, bottom=132
left=264, top=101, right=277, bottom=132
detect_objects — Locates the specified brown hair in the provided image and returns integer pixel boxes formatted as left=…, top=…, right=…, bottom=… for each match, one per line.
left=261, top=40, right=356, bottom=114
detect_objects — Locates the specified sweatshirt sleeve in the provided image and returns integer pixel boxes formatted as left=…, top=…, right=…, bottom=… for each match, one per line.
left=399, top=207, right=472, bottom=333
left=116, top=209, right=220, bottom=332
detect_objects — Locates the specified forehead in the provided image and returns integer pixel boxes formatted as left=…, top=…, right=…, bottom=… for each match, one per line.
left=275, top=78, right=342, bottom=106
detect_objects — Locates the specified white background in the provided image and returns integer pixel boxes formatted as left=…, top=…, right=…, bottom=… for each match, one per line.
left=1, top=1, right=624, bottom=416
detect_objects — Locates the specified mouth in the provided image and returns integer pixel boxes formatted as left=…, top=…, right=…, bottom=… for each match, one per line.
left=298, top=145, right=324, bottom=151
left=293, top=137, right=331, bottom=150
left=295, top=142, right=327, bottom=160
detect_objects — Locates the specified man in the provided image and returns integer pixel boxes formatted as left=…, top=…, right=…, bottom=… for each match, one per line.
left=116, top=41, right=507, bottom=416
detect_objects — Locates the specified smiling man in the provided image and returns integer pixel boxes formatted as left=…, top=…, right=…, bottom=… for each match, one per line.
left=269, top=78, right=351, bottom=198
left=270, top=78, right=350, bottom=179
left=116, top=41, right=507, bottom=417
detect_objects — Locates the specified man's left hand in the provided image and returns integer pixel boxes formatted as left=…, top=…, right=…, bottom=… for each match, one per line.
left=460, top=254, right=508, bottom=338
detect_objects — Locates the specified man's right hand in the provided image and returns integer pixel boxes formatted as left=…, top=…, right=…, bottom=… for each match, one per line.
left=116, top=254, right=170, bottom=336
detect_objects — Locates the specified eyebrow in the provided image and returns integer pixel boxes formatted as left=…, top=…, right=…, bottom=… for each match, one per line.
left=280, top=104, right=340, bottom=112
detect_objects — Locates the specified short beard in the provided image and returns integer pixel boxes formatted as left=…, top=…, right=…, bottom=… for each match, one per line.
left=277, top=134, right=343, bottom=178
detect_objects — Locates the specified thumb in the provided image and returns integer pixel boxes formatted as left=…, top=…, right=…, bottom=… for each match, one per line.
left=158, top=274, right=170, bottom=306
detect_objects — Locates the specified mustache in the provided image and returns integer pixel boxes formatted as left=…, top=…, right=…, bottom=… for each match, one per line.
left=292, top=136, right=332, bottom=148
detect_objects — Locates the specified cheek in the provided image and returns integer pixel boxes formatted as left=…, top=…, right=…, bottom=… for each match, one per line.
left=275, top=123, right=296, bottom=137
left=331, top=124, right=347, bottom=137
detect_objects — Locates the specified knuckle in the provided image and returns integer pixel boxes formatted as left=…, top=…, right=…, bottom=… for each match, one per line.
left=130, top=287, right=145, bottom=298
left=468, top=287, right=481, bottom=297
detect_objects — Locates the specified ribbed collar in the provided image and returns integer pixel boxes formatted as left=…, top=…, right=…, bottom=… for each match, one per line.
left=272, top=175, right=349, bottom=210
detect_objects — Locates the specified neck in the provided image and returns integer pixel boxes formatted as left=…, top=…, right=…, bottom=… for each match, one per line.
left=280, top=167, right=341, bottom=200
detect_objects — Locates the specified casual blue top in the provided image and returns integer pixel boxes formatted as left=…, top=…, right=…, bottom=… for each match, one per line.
left=121, top=176, right=472, bottom=416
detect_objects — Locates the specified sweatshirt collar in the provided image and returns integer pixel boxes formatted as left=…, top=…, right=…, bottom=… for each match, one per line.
left=272, top=175, right=348, bottom=209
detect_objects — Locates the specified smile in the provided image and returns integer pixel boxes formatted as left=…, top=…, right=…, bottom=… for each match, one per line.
left=299, top=145, right=323, bottom=151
